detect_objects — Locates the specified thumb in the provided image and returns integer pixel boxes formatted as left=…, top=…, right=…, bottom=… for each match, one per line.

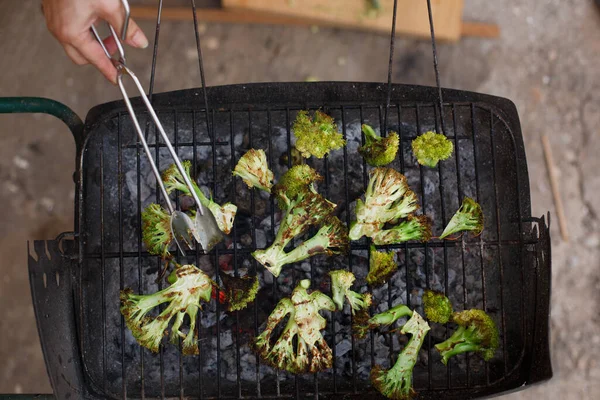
left=122, top=18, right=149, bottom=49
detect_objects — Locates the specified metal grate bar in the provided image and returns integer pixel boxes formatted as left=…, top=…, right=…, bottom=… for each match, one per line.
left=83, top=239, right=536, bottom=262
left=434, top=103, right=450, bottom=390
left=210, top=109, right=223, bottom=399
left=192, top=110, right=205, bottom=400
left=488, top=110, right=508, bottom=377
left=358, top=106, right=376, bottom=392
left=135, top=114, right=146, bottom=400
left=449, top=103, right=464, bottom=389
left=415, top=104, right=433, bottom=389
left=117, top=115, right=127, bottom=399
left=230, top=109, right=243, bottom=399
left=100, top=128, right=107, bottom=393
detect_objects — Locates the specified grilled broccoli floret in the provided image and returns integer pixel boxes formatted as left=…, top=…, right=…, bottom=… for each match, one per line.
left=162, top=161, right=237, bottom=235
left=411, top=131, right=454, bottom=168
left=254, top=213, right=349, bottom=277
left=120, top=264, right=213, bottom=355
left=250, top=279, right=336, bottom=374
left=272, top=164, right=323, bottom=209
left=141, top=203, right=173, bottom=259
left=219, top=272, right=259, bottom=312
left=292, top=110, right=345, bottom=158
left=354, top=304, right=413, bottom=339
left=329, top=270, right=372, bottom=313
left=349, top=167, right=419, bottom=240
left=372, top=215, right=432, bottom=245
left=358, top=124, right=399, bottom=166
left=366, top=245, right=397, bottom=286
left=327, top=268, right=375, bottom=340
left=423, top=290, right=453, bottom=324
left=435, top=309, right=499, bottom=365
left=233, top=149, right=274, bottom=193
left=371, top=311, right=430, bottom=400
left=439, top=197, right=484, bottom=239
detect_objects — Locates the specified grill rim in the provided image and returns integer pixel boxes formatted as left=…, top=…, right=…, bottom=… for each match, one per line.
left=60, top=81, right=550, bottom=399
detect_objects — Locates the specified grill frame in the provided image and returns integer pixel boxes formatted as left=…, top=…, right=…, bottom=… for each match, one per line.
left=29, top=82, right=551, bottom=400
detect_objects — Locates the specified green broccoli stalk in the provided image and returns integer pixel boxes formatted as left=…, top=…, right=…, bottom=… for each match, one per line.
left=272, top=164, right=324, bottom=209
left=162, top=161, right=237, bottom=235
left=358, top=124, right=399, bottom=166
left=233, top=149, right=274, bottom=193
left=120, top=264, right=213, bottom=355
left=329, top=270, right=372, bottom=312
left=354, top=304, right=413, bottom=339
left=292, top=110, right=345, bottom=158
left=250, top=279, right=336, bottom=374
left=349, top=167, right=420, bottom=240
left=372, top=215, right=432, bottom=245
left=371, top=311, right=430, bottom=400
left=423, top=290, right=453, bottom=324
left=411, top=131, right=454, bottom=168
left=366, top=245, right=397, bottom=286
left=435, top=309, right=499, bottom=365
left=141, top=203, right=173, bottom=259
left=219, top=272, right=260, bottom=312
left=254, top=215, right=349, bottom=277
left=439, top=197, right=484, bottom=239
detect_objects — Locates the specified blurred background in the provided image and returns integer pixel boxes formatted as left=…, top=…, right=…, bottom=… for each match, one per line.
left=0, top=0, right=599, bottom=398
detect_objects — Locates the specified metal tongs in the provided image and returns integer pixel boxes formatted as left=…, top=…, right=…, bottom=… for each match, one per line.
left=91, top=0, right=223, bottom=254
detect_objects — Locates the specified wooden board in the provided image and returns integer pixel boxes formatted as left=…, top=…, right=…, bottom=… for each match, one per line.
left=222, top=0, right=464, bottom=41
left=129, top=5, right=499, bottom=40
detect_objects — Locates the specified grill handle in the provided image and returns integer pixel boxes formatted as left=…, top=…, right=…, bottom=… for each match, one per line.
left=0, top=97, right=84, bottom=149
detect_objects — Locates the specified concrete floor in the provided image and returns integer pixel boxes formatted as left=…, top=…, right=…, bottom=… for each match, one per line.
left=0, top=0, right=599, bottom=398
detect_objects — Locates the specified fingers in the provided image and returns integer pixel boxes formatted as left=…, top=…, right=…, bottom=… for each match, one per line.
left=96, top=3, right=148, bottom=49
left=73, top=34, right=118, bottom=84
left=63, top=43, right=87, bottom=65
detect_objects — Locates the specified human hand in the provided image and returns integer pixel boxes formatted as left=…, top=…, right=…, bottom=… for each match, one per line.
left=42, top=0, right=149, bottom=83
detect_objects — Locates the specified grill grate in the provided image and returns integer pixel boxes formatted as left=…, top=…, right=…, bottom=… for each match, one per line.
left=77, top=85, right=542, bottom=398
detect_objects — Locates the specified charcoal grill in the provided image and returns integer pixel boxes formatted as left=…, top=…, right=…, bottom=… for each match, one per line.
left=1, top=1, right=551, bottom=399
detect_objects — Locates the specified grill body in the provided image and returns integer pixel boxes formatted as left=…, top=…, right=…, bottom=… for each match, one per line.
left=28, top=82, right=552, bottom=399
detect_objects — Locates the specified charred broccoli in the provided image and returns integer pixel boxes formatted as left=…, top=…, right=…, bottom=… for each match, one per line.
left=358, top=124, right=399, bottom=166
left=439, top=197, right=484, bottom=239
left=371, top=311, right=430, bottom=399
left=354, top=304, right=413, bottom=339
left=435, top=309, right=499, bottom=365
left=233, top=149, right=274, bottom=193
left=162, top=161, right=237, bottom=235
left=254, top=214, right=349, bottom=277
left=366, top=245, right=397, bottom=286
left=292, top=110, right=345, bottom=158
left=272, top=164, right=323, bottom=209
left=250, top=279, right=336, bottom=374
left=411, top=131, right=454, bottom=168
left=349, top=167, right=420, bottom=240
left=219, top=272, right=259, bottom=312
left=372, top=215, right=432, bottom=245
left=120, top=264, right=213, bottom=355
left=423, top=290, right=453, bottom=324
left=141, top=203, right=173, bottom=259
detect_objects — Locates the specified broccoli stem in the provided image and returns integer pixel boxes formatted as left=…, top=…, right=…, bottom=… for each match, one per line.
left=435, top=325, right=480, bottom=365
left=369, top=304, right=413, bottom=326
